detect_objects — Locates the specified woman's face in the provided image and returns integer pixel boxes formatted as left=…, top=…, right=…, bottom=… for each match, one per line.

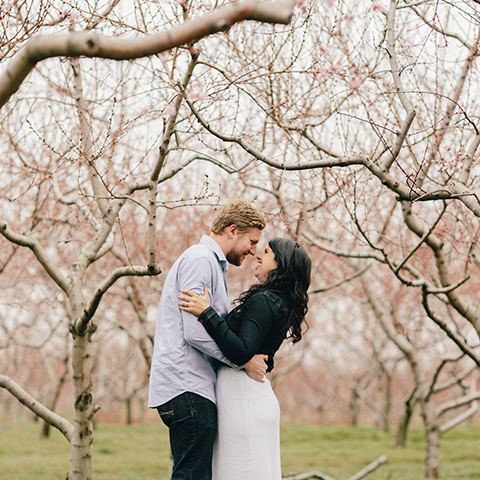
left=254, top=245, right=277, bottom=283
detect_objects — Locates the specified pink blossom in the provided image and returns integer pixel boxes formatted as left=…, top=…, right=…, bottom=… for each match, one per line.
left=141, top=106, right=149, bottom=115
left=318, top=44, right=329, bottom=55
left=165, top=105, right=178, bottom=116
left=367, top=103, right=384, bottom=120
left=296, top=0, right=309, bottom=14
left=188, top=82, right=207, bottom=102
left=372, top=1, right=382, bottom=11
left=318, top=67, right=330, bottom=80
left=159, top=50, right=172, bottom=61
left=324, top=0, right=334, bottom=6
left=349, top=76, right=363, bottom=88
left=189, top=91, right=208, bottom=102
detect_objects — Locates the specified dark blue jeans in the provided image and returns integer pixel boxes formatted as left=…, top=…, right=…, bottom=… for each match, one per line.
left=157, top=392, right=217, bottom=480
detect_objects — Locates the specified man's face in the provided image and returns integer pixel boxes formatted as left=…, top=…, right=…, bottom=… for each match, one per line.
left=226, top=227, right=262, bottom=266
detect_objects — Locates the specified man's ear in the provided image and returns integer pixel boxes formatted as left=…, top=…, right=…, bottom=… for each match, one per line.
left=226, top=224, right=238, bottom=238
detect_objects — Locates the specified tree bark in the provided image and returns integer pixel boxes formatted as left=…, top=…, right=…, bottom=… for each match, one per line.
left=126, top=397, right=132, bottom=425
left=68, top=332, right=95, bottom=480
left=422, top=407, right=440, bottom=478
left=395, top=389, right=417, bottom=448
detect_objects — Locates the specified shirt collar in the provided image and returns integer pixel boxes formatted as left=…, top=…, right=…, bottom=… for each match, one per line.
left=200, top=235, right=228, bottom=272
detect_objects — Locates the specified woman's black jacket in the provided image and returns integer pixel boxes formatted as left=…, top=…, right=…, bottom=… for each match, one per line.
left=197, top=290, right=291, bottom=372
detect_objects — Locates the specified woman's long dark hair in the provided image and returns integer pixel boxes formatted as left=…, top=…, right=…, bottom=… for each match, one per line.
left=236, top=238, right=311, bottom=344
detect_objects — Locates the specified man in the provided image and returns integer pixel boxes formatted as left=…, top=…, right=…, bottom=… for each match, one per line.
left=148, top=197, right=268, bottom=480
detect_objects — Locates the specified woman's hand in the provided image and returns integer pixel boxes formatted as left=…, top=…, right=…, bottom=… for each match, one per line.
left=178, top=285, right=211, bottom=317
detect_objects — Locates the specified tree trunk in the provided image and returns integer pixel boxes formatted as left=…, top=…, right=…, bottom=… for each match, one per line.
left=349, top=390, right=360, bottom=426
left=126, top=397, right=132, bottom=425
left=382, top=371, right=392, bottom=433
left=42, top=353, right=69, bottom=438
left=395, top=391, right=416, bottom=448
left=68, top=333, right=94, bottom=480
left=41, top=419, right=51, bottom=438
left=422, top=404, right=440, bottom=478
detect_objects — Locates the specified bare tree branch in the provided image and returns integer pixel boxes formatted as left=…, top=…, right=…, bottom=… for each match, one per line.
left=0, top=223, right=70, bottom=293
left=77, top=264, right=162, bottom=332
left=439, top=401, right=478, bottom=434
left=0, top=374, right=74, bottom=442
left=0, top=0, right=296, bottom=109
left=71, top=53, right=109, bottom=215
left=147, top=49, right=200, bottom=270
left=436, top=390, right=480, bottom=417
left=422, top=288, right=480, bottom=366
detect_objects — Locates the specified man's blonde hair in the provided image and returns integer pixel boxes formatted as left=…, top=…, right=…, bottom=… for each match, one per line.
left=211, top=197, right=266, bottom=234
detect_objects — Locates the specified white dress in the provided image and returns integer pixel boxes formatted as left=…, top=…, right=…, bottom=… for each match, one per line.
left=213, top=366, right=282, bottom=480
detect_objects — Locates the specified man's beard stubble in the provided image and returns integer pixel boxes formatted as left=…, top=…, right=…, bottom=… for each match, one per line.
left=226, top=249, right=244, bottom=267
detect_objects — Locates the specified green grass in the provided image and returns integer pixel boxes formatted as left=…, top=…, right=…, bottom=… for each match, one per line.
left=1, top=421, right=480, bottom=479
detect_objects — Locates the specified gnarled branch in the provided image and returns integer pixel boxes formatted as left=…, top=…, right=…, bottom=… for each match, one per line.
left=0, top=375, right=74, bottom=442
left=0, top=0, right=296, bottom=109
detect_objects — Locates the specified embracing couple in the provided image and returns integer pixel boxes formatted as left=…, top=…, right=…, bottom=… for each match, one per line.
left=148, top=197, right=311, bottom=480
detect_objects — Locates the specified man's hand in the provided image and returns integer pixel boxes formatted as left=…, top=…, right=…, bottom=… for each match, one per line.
left=244, top=354, right=268, bottom=383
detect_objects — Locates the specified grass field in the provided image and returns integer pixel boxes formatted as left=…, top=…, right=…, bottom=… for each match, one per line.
left=1, top=421, right=480, bottom=479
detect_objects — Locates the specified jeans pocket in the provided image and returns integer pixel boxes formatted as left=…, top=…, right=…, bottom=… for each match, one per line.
left=157, top=402, right=174, bottom=428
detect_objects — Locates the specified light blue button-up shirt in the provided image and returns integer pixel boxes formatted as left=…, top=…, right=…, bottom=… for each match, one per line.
left=148, top=235, right=239, bottom=407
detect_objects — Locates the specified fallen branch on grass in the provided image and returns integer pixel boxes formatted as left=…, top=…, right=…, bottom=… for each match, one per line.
left=282, top=455, right=388, bottom=480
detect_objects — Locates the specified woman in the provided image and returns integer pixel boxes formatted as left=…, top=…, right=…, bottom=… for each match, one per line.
left=178, top=237, right=311, bottom=480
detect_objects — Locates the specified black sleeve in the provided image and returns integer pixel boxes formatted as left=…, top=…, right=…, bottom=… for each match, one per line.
left=197, top=294, right=277, bottom=365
